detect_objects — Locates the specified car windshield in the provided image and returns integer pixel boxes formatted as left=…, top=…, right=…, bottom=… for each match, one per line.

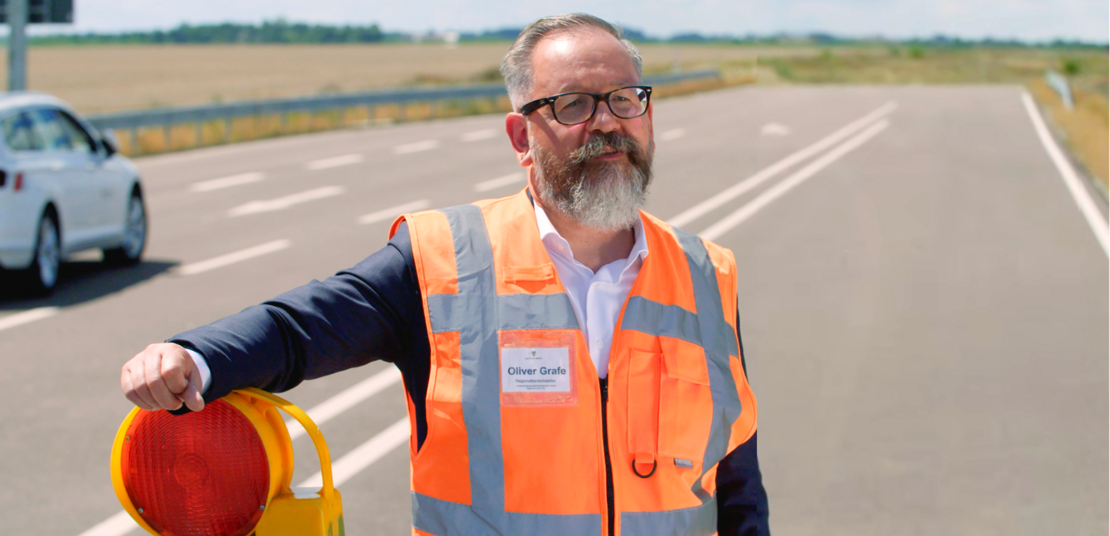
left=30, top=108, right=76, bottom=151
left=1, top=112, right=43, bottom=151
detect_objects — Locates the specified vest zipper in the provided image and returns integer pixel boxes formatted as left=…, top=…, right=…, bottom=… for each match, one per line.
left=600, top=377, right=615, bottom=536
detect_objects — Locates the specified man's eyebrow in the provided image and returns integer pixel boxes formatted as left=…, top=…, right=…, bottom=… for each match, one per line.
left=552, top=81, right=639, bottom=94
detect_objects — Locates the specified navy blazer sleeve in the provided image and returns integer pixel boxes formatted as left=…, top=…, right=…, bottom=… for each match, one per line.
left=715, top=318, right=771, bottom=536
left=170, top=223, right=433, bottom=445
left=170, top=222, right=768, bottom=534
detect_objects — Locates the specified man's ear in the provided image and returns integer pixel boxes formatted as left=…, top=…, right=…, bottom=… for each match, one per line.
left=505, top=112, right=533, bottom=167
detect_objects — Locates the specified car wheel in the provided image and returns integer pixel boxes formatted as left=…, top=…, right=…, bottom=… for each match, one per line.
left=25, top=211, right=60, bottom=295
left=104, top=192, right=147, bottom=266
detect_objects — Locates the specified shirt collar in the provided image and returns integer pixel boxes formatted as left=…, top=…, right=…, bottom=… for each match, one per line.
left=534, top=200, right=649, bottom=267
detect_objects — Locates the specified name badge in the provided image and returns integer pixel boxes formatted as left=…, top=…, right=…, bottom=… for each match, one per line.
left=499, top=330, right=578, bottom=407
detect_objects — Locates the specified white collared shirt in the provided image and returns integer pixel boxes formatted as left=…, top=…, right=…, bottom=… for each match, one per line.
left=534, top=202, right=648, bottom=379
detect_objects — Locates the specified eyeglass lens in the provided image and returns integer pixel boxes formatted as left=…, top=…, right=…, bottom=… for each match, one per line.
left=552, top=87, right=649, bottom=125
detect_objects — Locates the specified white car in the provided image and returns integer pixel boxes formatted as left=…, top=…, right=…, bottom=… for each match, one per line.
left=0, top=92, right=146, bottom=294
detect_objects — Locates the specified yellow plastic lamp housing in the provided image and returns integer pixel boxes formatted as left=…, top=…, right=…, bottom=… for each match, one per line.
left=110, top=388, right=344, bottom=536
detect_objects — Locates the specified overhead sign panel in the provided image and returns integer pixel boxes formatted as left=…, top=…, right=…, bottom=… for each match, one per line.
left=0, top=0, right=74, bottom=23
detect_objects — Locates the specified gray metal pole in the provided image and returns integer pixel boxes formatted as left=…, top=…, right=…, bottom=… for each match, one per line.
left=7, top=0, right=27, bottom=91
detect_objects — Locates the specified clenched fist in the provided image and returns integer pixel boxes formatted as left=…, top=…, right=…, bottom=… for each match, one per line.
left=120, top=343, right=205, bottom=412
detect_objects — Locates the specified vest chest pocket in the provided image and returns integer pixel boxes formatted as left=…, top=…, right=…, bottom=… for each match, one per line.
left=625, top=339, right=714, bottom=472
left=657, top=338, right=713, bottom=462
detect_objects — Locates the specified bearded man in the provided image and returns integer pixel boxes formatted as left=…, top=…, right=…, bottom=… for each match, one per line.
left=121, top=13, right=769, bottom=536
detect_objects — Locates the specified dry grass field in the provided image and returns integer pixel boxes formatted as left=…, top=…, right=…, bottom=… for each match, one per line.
left=0, top=43, right=812, bottom=114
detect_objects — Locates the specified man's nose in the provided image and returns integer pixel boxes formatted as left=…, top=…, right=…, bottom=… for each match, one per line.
left=586, top=100, right=621, bottom=134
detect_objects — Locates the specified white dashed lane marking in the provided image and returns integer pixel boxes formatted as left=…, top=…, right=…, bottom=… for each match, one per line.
left=228, top=186, right=345, bottom=217
left=461, top=128, right=497, bottom=142
left=357, top=199, right=432, bottom=225
left=659, top=128, right=686, bottom=141
left=473, top=172, right=525, bottom=193
left=306, top=154, right=363, bottom=170
left=394, top=140, right=440, bottom=154
left=761, top=123, right=792, bottom=136
left=176, top=239, right=292, bottom=276
left=0, top=307, right=59, bottom=333
left=189, top=172, right=265, bottom=192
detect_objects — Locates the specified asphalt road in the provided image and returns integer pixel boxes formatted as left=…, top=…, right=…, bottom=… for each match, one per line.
left=0, top=85, right=1106, bottom=535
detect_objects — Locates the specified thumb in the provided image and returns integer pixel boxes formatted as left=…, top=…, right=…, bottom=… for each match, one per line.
left=182, top=369, right=205, bottom=412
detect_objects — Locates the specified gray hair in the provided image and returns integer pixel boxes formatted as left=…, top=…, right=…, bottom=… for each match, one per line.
left=500, top=14, right=643, bottom=111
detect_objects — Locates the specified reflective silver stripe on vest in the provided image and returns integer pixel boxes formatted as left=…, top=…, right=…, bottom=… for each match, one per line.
left=499, top=293, right=578, bottom=331
left=421, top=205, right=590, bottom=535
left=673, top=227, right=744, bottom=504
left=436, top=205, right=505, bottom=514
left=431, top=293, right=578, bottom=334
left=620, top=296, right=702, bottom=346
left=621, top=497, right=718, bottom=536
left=413, top=492, right=601, bottom=536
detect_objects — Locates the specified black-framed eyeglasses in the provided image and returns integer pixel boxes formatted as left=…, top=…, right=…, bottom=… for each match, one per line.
left=519, top=86, right=652, bottom=126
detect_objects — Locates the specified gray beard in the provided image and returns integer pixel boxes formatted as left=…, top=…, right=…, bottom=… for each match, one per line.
left=532, top=131, right=654, bottom=231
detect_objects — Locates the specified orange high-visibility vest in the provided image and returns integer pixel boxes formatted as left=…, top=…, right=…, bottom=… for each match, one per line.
left=390, top=190, right=757, bottom=536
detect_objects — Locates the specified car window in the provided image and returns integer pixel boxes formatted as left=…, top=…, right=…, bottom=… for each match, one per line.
left=1, top=112, right=43, bottom=151
left=30, top=108, right=75, bottom=151
left=55, top=110, right=95, bottom=153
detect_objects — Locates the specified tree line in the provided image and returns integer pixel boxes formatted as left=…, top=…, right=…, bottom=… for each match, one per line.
left=31, top=20, right=392, bottom=45
left=28, top=20, right=1107, bottom=49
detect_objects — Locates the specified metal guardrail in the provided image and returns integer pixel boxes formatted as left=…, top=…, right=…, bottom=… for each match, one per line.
left=1045, top=70, right=1074, bottom=110
left=83, top=70, right=721, bottom=147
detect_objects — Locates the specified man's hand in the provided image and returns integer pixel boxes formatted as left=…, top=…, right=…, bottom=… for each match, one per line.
left=120, top=343, right=205, bottom=412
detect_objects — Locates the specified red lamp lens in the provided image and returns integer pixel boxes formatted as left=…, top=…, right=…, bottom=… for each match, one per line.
left=121, top=400, right=270, bottom=536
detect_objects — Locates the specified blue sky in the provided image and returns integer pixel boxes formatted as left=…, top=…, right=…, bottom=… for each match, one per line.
left=28, top=0, right=1109, bottom=43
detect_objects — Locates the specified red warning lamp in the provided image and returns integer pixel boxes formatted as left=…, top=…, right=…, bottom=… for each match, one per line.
left=111, top=388, right=344, bottom=536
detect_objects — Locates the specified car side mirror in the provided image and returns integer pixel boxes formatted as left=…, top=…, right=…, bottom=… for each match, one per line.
left=99, top=129, right=119, bottom=157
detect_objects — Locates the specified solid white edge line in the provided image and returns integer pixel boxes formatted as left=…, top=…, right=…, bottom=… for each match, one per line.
left=473, top=172, right=525, bottom=192
left=177, top=239, right=291, bottom=276
left=0, top=306, right=59, bottom=332
left=189, top=172, right=265, bottom=192
left=667, top=101, right=898, bottom=228
left=228, top=186, right=345, bottom=217
left=357, top=199, right=432, bottom=225
left=306, top=154, right=364, bottom=171
left=1020, top=92, right=1109, bottom=256
left=284, top=368, right=402, bottom=441
left=297, top=417, right=410, bottom=489
left=75, top=509, right=139, bottom=536
left=699, top=119, right=890, bottom=241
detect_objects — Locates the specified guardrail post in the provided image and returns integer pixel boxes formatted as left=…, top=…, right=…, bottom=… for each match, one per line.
left=1046, top=70, right=1074, bottom=110
left=195, top=122, right=203, bottom=147
left=163, top=125, right=172, bottom=152
left=128, top=128, right=137, bottom=155
left=223, top=118, right=232, bottom=143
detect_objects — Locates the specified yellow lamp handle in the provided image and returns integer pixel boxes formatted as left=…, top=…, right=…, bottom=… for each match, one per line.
left=236, top=388, right=336, bottom=502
